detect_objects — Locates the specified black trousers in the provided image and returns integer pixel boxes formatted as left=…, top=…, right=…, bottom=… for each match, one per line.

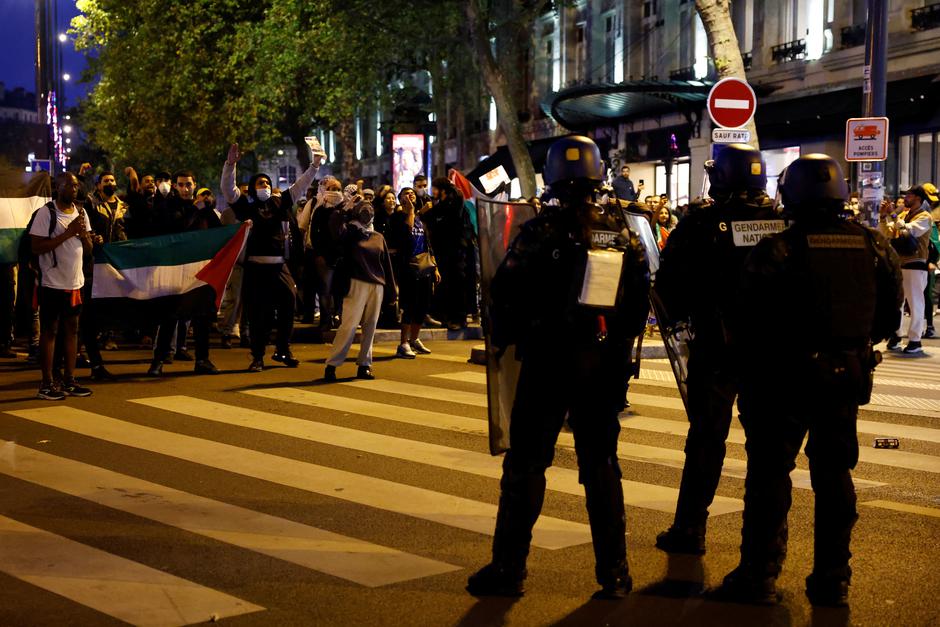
left=244, top=262, right=296, bottom=359
left=79, top=274, right=103, bottom=367
left=490, top=338, right=631, bottom=584
left=0, top=264, right=14, bottom=347
left=155, top=316, right=210, bottom=362
left=737, top=382, right=859, bottom=583
left=672, top=342, right=738, bottom=531
left=434, top=249, right=469, bottom=325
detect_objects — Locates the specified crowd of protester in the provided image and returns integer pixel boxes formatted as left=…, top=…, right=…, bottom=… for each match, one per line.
left=0, top=143, right=484, bottom=397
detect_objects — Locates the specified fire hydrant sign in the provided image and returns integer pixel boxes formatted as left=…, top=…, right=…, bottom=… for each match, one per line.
left=845, top=117, right=889, bottom=161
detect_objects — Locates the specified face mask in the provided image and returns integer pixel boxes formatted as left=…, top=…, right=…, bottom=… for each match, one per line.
left=255, top=188, right=272, bottom=202
left=323, top=190, right=344, bottom=207
left=157, top=181, right=171, bottom=196
left=357, top=206, right=374, bottom=225
left=102, top=184, right=117, bottom=197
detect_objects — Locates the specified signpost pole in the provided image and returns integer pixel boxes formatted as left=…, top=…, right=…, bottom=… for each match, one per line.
left=859, top=0, right=889, bottom=227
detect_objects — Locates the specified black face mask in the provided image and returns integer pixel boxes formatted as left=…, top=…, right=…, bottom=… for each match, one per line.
left=102, top=185, right=117, bottom=197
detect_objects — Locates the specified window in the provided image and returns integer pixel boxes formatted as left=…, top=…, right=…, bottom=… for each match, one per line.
left=654, top=161, right=691, bottom=207
left=573, top=23, right=586, bottom=84
left=762, top=146, right=801, bottom=199
left=278, top=165, right=297, bottom=186
left=916, top=133, right=935, bottom=186
left=604, top=15, right=616, bottom=82
left=899, top=135, right=913, bottom=192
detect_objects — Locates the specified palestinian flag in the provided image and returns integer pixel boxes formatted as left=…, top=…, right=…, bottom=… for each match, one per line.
left=0, top=173, right=52, bottom=264
left=92, top=223, right=250, bottom=319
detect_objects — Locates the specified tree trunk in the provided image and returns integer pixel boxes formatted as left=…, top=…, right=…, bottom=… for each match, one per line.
left=337, top=117, right=358, bottom=181
left=289, top=128, right=311, bottom=171
left=695, top=0, right=760, bottom=148
left=466, top=0, right=537, bottom=198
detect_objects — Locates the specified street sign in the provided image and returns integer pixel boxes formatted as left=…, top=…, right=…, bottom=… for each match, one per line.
left=707, top=77, right=757, bottom=129
left=711, top=128, right=751, bottom=143
left=845, top=117, right=889, bottom=161
left=29, top=159, right=52, bottom=173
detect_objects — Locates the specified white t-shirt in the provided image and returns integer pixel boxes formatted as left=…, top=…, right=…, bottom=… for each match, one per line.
left=28, top=203, right=92, bottom=290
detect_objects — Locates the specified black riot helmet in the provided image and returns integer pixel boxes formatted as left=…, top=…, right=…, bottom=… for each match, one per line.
left=704, top=143, right=767, bottom=195
left=777, top=153, right=848, bottom=214
left=543, top=135, right=604, bottom=187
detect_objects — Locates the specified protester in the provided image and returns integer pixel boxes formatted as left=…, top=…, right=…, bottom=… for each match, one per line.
left=30, top=172, right=94, bottom=400
left=222, top=142, right=322, bottom=371
left=612, top=165, right=642, bottom=201
left=424, top=177, right=474, bottom=330
left=147, top=169, right=222, bottom=376
left=302, top=176, right=345, bottom=332
left=387, top=187, right=438, bottom=357
left=323, top=200, right=397, bottom=381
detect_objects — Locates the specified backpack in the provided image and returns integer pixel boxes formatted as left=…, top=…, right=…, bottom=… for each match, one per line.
left=18, top=202, right=58, bottom=275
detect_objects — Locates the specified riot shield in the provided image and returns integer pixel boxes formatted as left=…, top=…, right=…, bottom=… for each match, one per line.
left=477, top=198, right=538, bottom=455
left=650, top=287, right=692, bottom=410
left=619, top=203, right=660, bottom=379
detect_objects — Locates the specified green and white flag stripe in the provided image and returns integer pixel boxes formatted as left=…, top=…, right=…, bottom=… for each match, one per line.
left=0, top=195, right=50, bottom=264
left=93, top=225, right=241, bottom=270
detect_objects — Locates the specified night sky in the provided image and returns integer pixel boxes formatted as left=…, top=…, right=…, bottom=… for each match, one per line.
left=0, top=0, right=91, bottom=107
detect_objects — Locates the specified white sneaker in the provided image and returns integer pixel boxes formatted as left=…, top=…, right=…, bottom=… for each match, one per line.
left=396, top=343, right=417, bottom=359
left=411, top=338, right=432, bottom=354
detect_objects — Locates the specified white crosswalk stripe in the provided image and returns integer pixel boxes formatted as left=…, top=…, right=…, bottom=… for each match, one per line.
left=6, top=407, right=592, bottom=550
left=0, top=513, right=263, bottom=626
left=330, top=379, right=940, bottom=475
left=3, top=352, right=938, bottom=623
left=0, top=441, right=458, bottom=587
left=131, top=395, right=743, bottom=516
left=244, top=388, right=883, bottom=492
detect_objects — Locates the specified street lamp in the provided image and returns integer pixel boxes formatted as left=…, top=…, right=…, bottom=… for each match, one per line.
left=58, top=33, right=67, bottom=43
left=62, top=73, right=71, bottom=81
left=63, top=125, right=72, bottom=133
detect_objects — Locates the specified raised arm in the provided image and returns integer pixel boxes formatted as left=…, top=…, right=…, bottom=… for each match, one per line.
left=221, top=143, right=241, bottom=205
left=287, top=152, right=323, bottom=204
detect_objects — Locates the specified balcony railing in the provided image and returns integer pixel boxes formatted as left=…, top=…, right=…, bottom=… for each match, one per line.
left=840, top=24, right=866, bottom=48
left=669, top=65, right=696, bottom=81
left=912, top=2, right=940, bottom=31
left=771, top=38, right=806, bottom=63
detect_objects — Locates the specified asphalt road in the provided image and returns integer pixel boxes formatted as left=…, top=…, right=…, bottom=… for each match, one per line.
left=0, top=335, right=938, bottom=626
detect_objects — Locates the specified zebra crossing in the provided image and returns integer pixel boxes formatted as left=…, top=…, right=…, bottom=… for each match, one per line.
left=1, top=348, right=939, bottom=625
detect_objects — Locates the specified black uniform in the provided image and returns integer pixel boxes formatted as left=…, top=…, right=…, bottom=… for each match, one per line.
left=731, top=214, right=902, bottom=596
left=654, top=192, right=780, bottom=540
left=479, top=200, right=650, bottom=593
left=231, top=175, right=299, bottom=365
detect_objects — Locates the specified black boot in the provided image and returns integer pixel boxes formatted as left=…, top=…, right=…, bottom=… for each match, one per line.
left=655, top=525, right=706, bottom=555
left=805, top=573, right=849, bottom=607
left=466, top=563, right=526, bottom=597
left=712, top=565, right=779, bottom=605
left=467, top=456, right=545, bottom=597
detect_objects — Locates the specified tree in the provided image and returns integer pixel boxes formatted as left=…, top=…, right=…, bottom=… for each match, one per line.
left=465, top=0, right=548, bottom=198
left=695, top=0, right=759, bottom=148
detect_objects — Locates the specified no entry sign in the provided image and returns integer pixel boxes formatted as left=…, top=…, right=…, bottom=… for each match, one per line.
left=707, top=77, right=757, bottom=129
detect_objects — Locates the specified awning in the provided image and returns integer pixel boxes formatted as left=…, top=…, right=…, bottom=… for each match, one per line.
left=544, top=79, right=718, bottom=130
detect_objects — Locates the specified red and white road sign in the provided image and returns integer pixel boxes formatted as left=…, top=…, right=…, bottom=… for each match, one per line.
left=707, top=77, right=757, bottom=129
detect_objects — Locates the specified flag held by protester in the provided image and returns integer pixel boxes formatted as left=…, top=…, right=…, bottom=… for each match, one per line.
left=92, top=223, right=249, bottom=318
left=0, top=173, right=52, bottom=264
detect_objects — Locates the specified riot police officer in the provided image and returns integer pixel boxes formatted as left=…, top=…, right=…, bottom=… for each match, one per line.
left=466, top=135, right=650, bottom=599
left=717, top=154, right=902, bottom=605
left=654, top=143, right=782, bottom=554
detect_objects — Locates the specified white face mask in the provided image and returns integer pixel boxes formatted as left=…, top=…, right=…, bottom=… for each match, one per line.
left=157, top=181, right=171, bottom=196
left=323, top=190, right=344, bottom=207
left=255, top=188, right=272, bottom=202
